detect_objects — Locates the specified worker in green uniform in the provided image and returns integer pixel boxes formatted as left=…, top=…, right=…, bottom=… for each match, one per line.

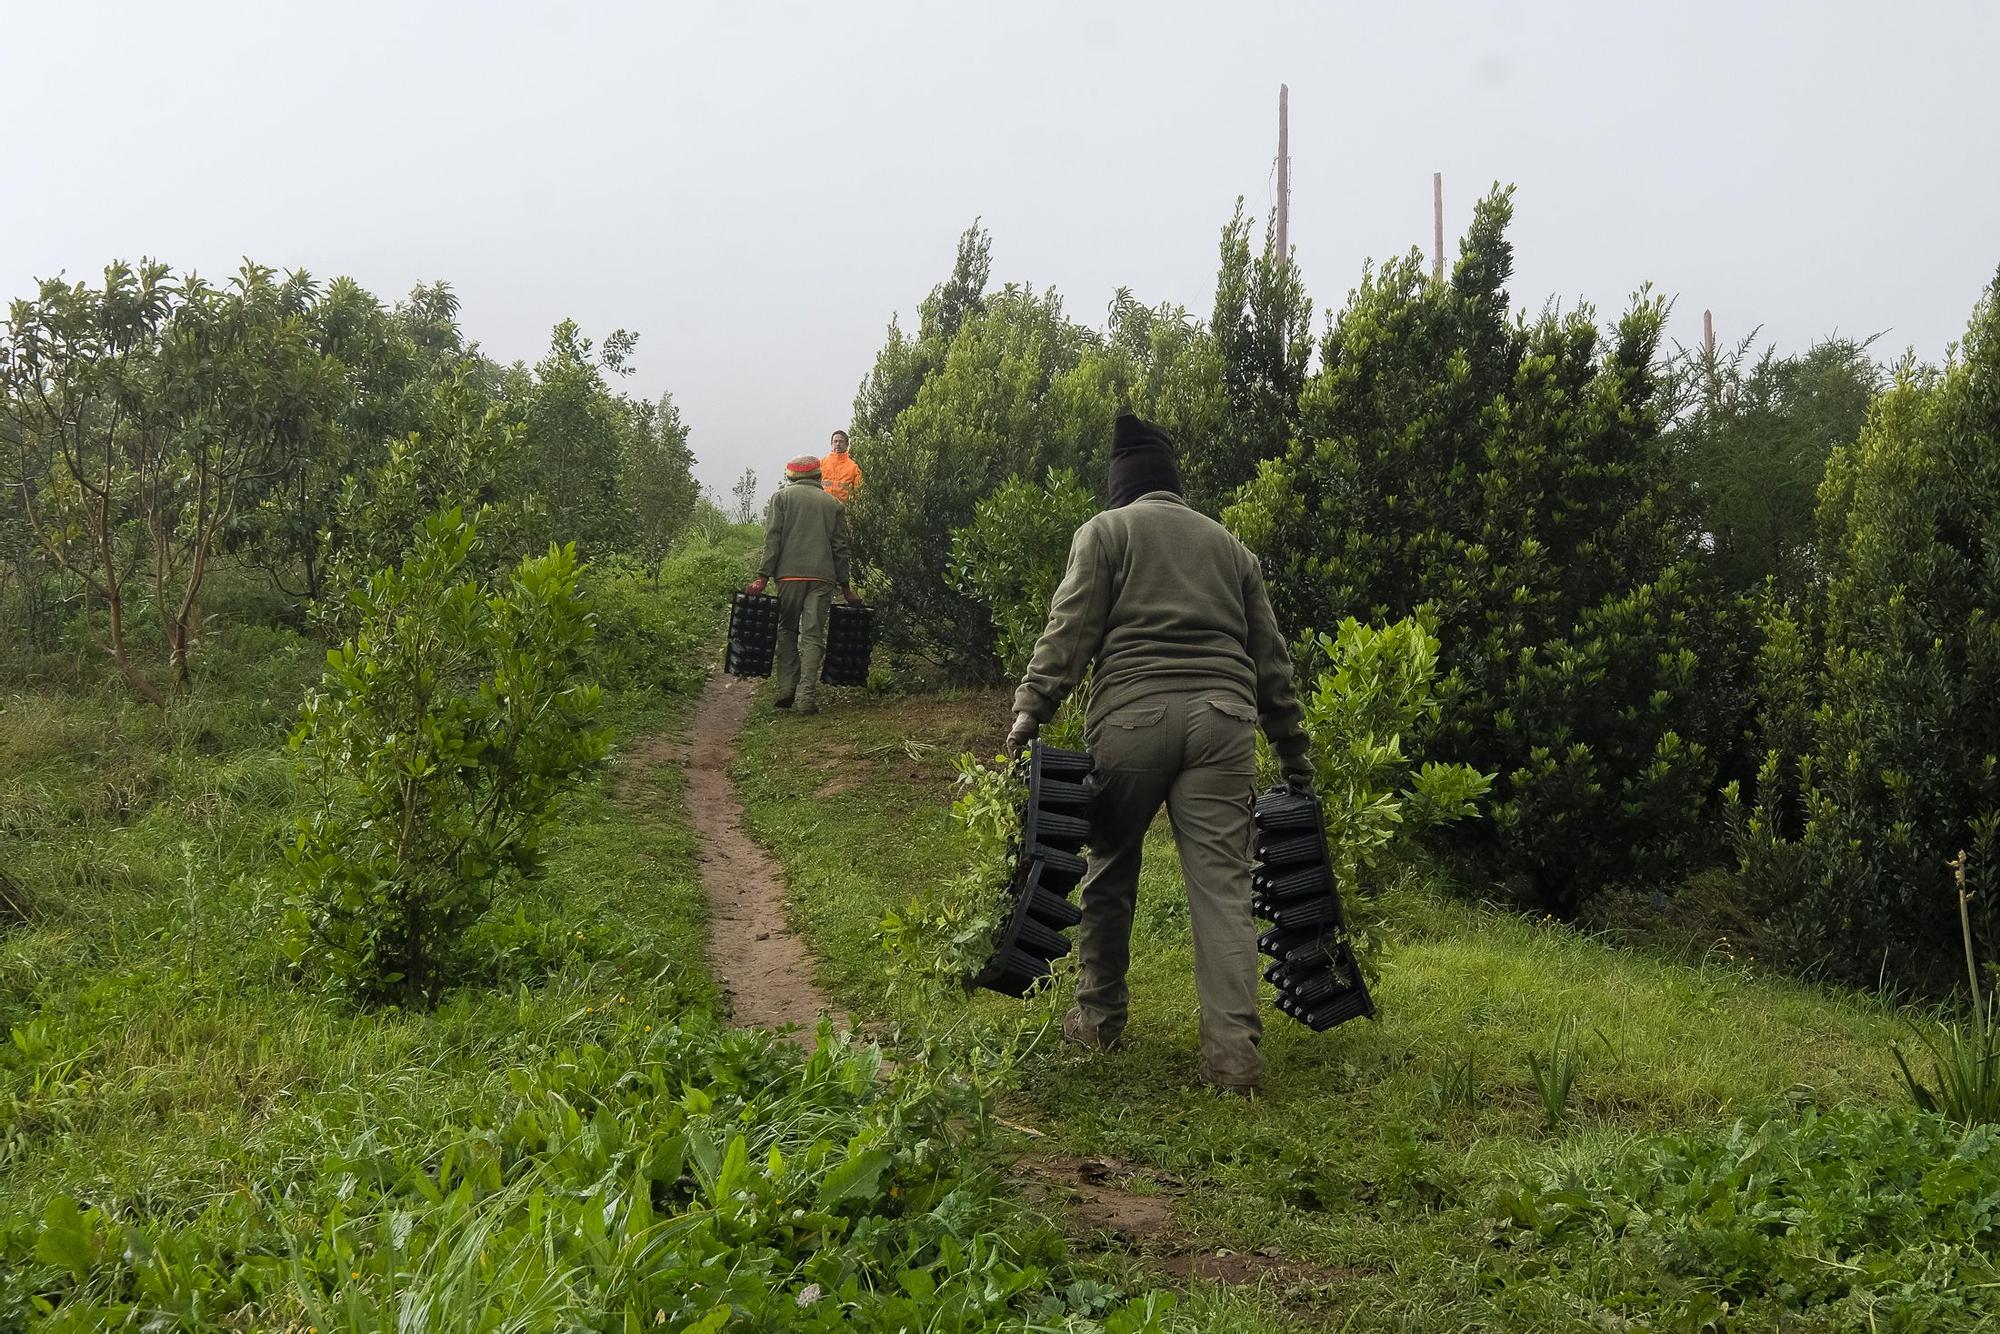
left=746, top=455, right=861, bottom=715
left=1006, top=415, right=1315, bottom=1095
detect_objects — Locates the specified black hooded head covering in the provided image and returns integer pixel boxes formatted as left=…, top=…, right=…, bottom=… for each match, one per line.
left=1107, top=413, right=1182, bottom=508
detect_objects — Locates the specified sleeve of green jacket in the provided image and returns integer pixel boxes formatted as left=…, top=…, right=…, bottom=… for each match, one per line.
left=1244, top=560, right=1314, bottom=781
left=1011, top=523, right=1111, bottom=723
left=758, top=491, right=784, bottom=579
left=833, top=503, right=852, bottom=587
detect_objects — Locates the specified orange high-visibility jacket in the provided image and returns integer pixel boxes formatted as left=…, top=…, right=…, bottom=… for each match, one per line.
left=820, top=450, right=863, bottom=504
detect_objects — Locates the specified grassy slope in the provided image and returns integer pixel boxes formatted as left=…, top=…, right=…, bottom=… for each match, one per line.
left=736, top=689, right=1914, bottom=1330
left=0, top=637, right=719, bottom=1213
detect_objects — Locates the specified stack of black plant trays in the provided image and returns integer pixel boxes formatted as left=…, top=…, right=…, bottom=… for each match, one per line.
left=724, top=591, right=779, bottom=677
left=971, top=741, right=1092, bottom=997
left=1253, top=789, right=1376, bottom=1030
left=820, top=602, right=875, bottom=687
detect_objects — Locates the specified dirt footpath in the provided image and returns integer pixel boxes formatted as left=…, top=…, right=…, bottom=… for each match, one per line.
left=685, top=673, right=843, bottom=1042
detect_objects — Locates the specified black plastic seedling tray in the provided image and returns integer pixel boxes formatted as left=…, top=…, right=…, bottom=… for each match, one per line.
left=820, top=602, right=876, bottom=687
left=725, top=592, right=780, bottom=678
left=1250, top=788, right=1376, bottom=1031
left=970, top=742, right=1095, bottom=998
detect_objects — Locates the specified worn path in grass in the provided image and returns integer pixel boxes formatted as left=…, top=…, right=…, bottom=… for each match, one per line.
left=687, top=670, right=842, bottom=1040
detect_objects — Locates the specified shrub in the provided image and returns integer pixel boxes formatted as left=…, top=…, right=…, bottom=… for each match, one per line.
left=950, top=469, right=1099, bottom=678
left=1295, top=618, right=1492, bottom=902
left=281, top=509, right=607, bottom=1006
left=582, top=539, right=746, bottom=696
left=1487, top=1107, right=2000, bottom=1327
left=1228, top=187, right=1741, bottom=911
left=2, top=1025, right=1174, bottom=1331
left=1729, top=272, right=2000, bottom=986
left=880, top=753, right=1027, bottom=996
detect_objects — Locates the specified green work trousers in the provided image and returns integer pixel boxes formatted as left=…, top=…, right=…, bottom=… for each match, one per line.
left=775, top=579, right=834, bottom=711
left=1074, top=689, right=1263, bottom=1087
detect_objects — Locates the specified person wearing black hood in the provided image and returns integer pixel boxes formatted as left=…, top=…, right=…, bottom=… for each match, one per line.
left=1005, top=414, right=1315, bottom=1095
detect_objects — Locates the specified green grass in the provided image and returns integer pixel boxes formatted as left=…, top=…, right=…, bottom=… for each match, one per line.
left=736, top=688, right=1967, bottom=1330
left=3, top=540, right=1182, bottom=1330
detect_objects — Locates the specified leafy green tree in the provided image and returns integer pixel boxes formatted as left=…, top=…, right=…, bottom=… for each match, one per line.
left=2, top=261, right=340, bottom=700
left=850, top=283, right=1117, bottom=676
left=620, top=391, right=700, bottom=562
left=330, top=362, right=543, bottom=601
left=1229, top=187, right=1739, bottom=910
left=1665, top=334, right=1882, bottom=592
left=239, top=274, right=434, bottom=605
left=851, top=222, right=993, bottom=442
left=1190, top=202, right=1311, bottom=513
left=509, top=320, right=637, bottom=556
left=731, top=467, right=759, bottom=525
left=283, top=509, right=606, bottom=1007
left=949, top=469, right=1099, bottom=677
left=1730, top=273, right=2000, bottom=985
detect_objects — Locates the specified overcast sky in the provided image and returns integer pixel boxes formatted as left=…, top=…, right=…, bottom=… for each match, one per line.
left=6, top=1, right=1996, bottom=496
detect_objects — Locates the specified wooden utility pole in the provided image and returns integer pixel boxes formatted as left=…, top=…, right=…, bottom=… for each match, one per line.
left=1275, top=83, right=1290, bottom=263
left=1433, top=172, right=1445, bottom=281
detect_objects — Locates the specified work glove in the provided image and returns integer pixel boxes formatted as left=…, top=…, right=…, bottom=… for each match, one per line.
left=745, top=576, right=768, bottom=597
left=1281, top=753, right=1317, bottom=796
left=842, top=584, right=863, bottom=608
left=1005, top=712, right=1040, bottom=758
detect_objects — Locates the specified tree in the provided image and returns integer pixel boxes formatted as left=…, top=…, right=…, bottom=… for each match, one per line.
left=1664, top=333, right=1882, bottom=592
left=1189, top=202, right=1311, bottom=513
left=621, top=391, right=699, bottom=562
left=282, top=508, right=606, bottom=1007
left=1730, top=273, right=2000, bottom=986
left=2, top=261, right=337, bottom=700
left=509, top=320, right=637, bottom=556
left=949, top=469, right=1099, bottom=677
left=848, top=282, right=1116, bottom=675
left=1228, top=187, right=1740, bottom=910
left=851, top=222, right=993, bottom=443
left=732, top=467, right=759, bottom=525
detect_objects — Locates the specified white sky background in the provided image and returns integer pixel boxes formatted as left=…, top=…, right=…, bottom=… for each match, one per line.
left=5, top=1, right=1996, bottom=498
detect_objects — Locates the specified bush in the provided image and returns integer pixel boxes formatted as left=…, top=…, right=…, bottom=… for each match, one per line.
left=582, top=539, right=746, bottom=696
left=1295, top=618, right=1492, bottom=904
left=282, top=509, right=607, bottom=1006
left=1730, top=272, right=2000, bottom=986
left=1, top=1025, right=1174, bottom=1331
left=1487, top=1107, right=2000, bottom=1328
left=1228, top=187, right=1741, bottom=912
left=950, top=469, right=1099, bottom=678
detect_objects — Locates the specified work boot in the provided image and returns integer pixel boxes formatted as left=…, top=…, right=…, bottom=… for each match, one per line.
left=1197, top=1057, right=1259, bottom=1099
left=774, top=696, right=794, bottom=710
left=1061, top=1006, right=1123, bottom=1052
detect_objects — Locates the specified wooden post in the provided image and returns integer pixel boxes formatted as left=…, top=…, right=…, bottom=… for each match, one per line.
left=1703, top=309, right=1716, bottom=360
left=1276, top=84, right=1290, bottom=264
left=1433, top=172, right=1445, bottom=281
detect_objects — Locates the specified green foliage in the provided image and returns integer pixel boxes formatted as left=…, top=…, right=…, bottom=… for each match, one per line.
left=581, top=538, right=747, bottom=695
left=881, top=754, right=1027, bottom=994
left=1189, top=202, right=1311, bottom=513
left=282, top=510, right=607, bottom=1006
left=1487, top=1108, right=2000, bottom=1328
left=850, top=226, right=1230, bottom=680
left=1664, top=333, right=1882, bottom=592
left=1523, top=1018, right=1597, bottom=1131
left=1297, top=618, right=1492, bottom=901
left=507, top=319, right=641, bottom=556
left=1229, top=187, right=1740, bottom=911
left=621, top=391, right=701, bottom=562
left=1, top=1024, right=1169, bottom=1332
left=951, top=469, right=1099, bottom=678
left=1730, top=273, right=2000, bottom=985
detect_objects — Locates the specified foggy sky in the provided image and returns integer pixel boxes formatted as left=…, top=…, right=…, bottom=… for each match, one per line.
left=5, top=1, right=1996, bottom=498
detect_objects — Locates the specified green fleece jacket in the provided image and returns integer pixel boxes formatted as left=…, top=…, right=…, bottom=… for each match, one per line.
left=759, top=478, right=851, bottom=584
left=1011, top=491, right=1311, bottom=774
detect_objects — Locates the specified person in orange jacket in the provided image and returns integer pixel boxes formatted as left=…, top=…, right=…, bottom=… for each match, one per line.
left=820, top=429, right=863, bottom=505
